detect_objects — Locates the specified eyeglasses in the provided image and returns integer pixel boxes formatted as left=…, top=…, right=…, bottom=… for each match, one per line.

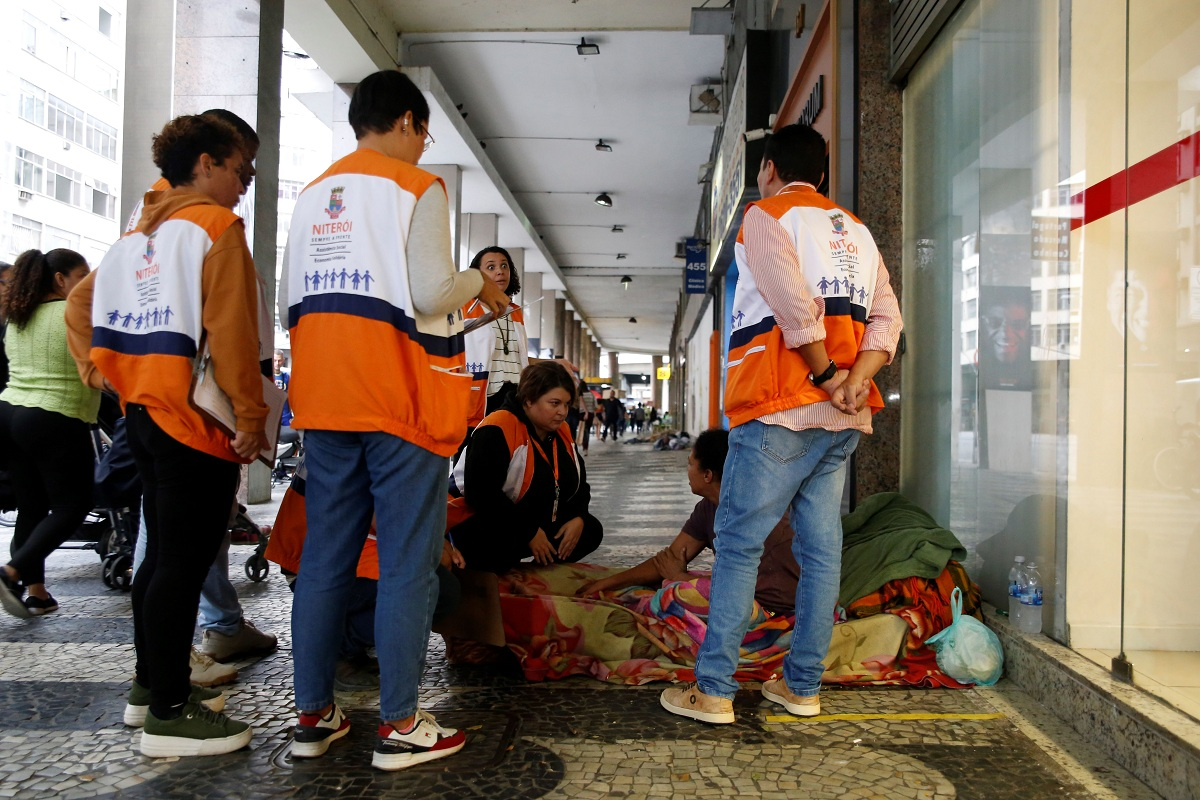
left=422, top=125, right=435, bottom=153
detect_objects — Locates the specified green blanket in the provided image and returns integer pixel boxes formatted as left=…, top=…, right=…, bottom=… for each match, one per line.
left=839, top=492, right=967, bottom=607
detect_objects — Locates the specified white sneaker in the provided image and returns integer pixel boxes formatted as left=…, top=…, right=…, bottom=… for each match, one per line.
left=189, top=647, right=238, bottom=687
left=372, top=710, right=466, bottom=771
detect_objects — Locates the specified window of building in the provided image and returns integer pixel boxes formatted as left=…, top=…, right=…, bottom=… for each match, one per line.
left=48, top=96, right=86, bottom=144
left=89, top=181, right=116, bottom=219
left=964, top=267, right=978, bottom=288
left=18, top=81, right=46, bottom=126
left=77, top=56, right=118, bottom=101
left=1056, top=287, right=1072, bottom=311
left=11, top=215, right=42, bottom=254
left=45, top=160, right=82, bottom=206
left=1031, top=326, right=1043, bottom=347
left=965, top=329, right=977, bottom=350
left=965, top=298, right=977, bottom=319
left=14, top=148, right=44, bottom=192
left=22, top=20, right=36, bottom=53
left=98, top=8, right=113, bottom=37
left=43, top=225, right=79, bottom=251
left=1055, top=323, right=1071, bottom=349
left=278, top=180, right=304, bottom=201
left=1031, top=291, right=1042, bottom=312
left=86, top=116, right=118, bottom=159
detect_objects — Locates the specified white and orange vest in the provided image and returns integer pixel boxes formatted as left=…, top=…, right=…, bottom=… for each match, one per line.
left=463, top=299, right=529, bottom=427
left=446, top=409, right=579, bottom=530
left=284, top=149, right=469, bottom=457
left=90, top=205, right=249, bottom=460
left=726, top=186, right=884, bottom=427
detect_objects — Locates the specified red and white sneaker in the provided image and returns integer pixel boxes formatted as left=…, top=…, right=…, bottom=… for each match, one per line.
left=372, top=710, right=465, bottom=771
left=292, top=703, right=350, bottom=758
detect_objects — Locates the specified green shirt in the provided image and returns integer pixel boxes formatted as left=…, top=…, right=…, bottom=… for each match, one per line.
left=1, top=300, right=100, bottom=423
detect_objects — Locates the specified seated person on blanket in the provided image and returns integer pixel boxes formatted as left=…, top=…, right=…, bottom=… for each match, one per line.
left=448, top=361, right=603, bottom=574
left=576, top=428, right=799, bottom=616
left=265, top=460, right=462, bottom=689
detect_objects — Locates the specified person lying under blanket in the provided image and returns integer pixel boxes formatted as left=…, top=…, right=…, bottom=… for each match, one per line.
left=576, top=428, right=799, bottom=614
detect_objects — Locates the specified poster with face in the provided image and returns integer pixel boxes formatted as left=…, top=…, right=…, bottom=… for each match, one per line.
left=978, top=286, right=1033, bottom=391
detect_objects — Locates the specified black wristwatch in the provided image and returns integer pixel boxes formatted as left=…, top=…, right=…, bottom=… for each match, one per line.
left=809, top=359, right=838, bottom=386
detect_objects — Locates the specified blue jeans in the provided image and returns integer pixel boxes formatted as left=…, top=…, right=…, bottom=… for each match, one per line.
left=135, top=503, right=242, bottom=635
left=291, top=430, right=447, bottom=721
left=694, top=420, right=860, bottom=699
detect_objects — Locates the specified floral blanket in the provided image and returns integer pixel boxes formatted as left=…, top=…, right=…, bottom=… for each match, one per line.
left=496, top=562, right=975, bottom=687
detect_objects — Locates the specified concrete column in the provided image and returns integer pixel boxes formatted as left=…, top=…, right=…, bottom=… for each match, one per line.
left=539, top=289, right=557, bottom=358
left=563, top=312, right=576, bottom=367
left=523, top=272, right=543, bottom=354
left=574, top=320, right=584, bottom=368
left=332, top=83, right=357, bottom=159
left=460, top=213, right=498, bottom=270
left=651, top=355, right=663, bottom=410
left=553, top=298, right=567, bottom=359
left=608, top=351, right=620, bottom=390
left=121, top=0, right=176, bottom=225
left=422, top=165, right=462, bottom=269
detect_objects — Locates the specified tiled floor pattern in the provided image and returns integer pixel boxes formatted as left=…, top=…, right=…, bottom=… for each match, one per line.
left=0, top=439, right=1164, bottom=799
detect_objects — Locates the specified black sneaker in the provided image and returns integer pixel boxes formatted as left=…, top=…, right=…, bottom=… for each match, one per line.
left=23, top=594, right=58, bottom=616
left=292, top=703, right=350, bottom=758
left=372, top=710, right=465, bottom=771
left=0, top=573, right=30, bottom=619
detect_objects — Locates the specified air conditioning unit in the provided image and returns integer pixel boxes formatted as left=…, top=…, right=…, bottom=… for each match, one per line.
left=18, top=190, right=33, bottom=202
left=689, top=83, right=722, bottom=126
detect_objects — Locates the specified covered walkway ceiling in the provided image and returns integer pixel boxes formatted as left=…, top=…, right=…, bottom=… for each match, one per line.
left=284, top=0, right=724, bottom=355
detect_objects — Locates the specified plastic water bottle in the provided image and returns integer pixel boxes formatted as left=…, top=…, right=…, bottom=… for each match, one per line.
left=1008, top=556, right=1027, bottom=622
left=1017, top=562, right=1044, bottom=634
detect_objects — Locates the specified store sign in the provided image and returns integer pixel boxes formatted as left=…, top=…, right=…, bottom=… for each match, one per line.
left=709, top=52, right=748, bottom=270
left=797, top=75, right=825, bottom=127
left=684, top=238, right=708, bottom=294
left=657, top=366, right=671, bottom=380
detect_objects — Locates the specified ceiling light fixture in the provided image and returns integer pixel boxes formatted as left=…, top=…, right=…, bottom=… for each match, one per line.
left=576, top=38, right=601, bottom=56
left=594, top=192, right=613, bottom=207
left=611, top=225, right=624, bottom=233
left=595, top=139, right=612, bottom=152
left=628, top=316, right=638, bottom=323
left=615, top=253, right=627, bottom=260
left=620, top=275, right=632, bottom=290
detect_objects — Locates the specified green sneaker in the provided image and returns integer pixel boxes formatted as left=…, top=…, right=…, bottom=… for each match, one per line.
left=124, top=680, right=226, bottom=727
left=140, top=702, right=252, bottom=757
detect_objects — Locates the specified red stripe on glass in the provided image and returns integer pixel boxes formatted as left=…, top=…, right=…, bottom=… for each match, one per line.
left=1070, top=130, right=1200, bottom=230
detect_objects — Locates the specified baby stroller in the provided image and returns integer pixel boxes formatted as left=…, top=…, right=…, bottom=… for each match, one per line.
left=54, top=395, right=141, bottom=590
left=271, top=427, right=303, bottom=486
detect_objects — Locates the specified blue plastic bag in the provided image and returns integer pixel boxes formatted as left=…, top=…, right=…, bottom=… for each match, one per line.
left=923, top=587, right=1004, bottom=686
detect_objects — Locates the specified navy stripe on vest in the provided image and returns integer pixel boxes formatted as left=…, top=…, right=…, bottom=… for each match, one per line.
left=729, top=315, right=778, bottom=350
left=288, top=293, right=465, bottom=358
left=92, top=328, right=197, bottom=359
left=824, top=296, right=868, bottom=323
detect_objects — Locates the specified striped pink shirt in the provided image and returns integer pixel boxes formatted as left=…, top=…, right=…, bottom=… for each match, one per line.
left=739, top=186, right=902, bottom=434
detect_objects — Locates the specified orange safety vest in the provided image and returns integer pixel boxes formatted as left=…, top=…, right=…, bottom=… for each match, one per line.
left=264, top=466, right=380, bottom=579
left=725, top=185, right=884, bottom=427
left=446, top=408, right=579, bottom=531
left=90, top=203, right=255, bottom=461
left=284, top=149, right=470, bottom=456
left=462, top=299, right=528, bottom=428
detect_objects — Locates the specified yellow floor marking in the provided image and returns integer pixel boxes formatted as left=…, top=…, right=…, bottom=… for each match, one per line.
left=766, top=712, right=1005, bottom=723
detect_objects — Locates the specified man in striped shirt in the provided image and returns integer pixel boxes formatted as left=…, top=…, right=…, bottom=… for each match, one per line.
left=661, top=124, right=902, bottom=725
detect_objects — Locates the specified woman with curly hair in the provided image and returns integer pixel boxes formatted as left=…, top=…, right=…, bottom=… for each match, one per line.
left=66, top=114, right=267, bottom=758
left=0, top=248, right=97, bottom=618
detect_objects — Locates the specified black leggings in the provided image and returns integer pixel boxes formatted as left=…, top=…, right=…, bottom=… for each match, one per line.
left=450, top=512, right=604, bottom=575
left=125, top=404, right=238, bottom=715
left=0, top=401, right=94, bottom=586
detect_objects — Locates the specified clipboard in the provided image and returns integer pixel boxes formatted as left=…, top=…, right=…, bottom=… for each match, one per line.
left=462, top=296, right=544, bottom=335
left=189, top=338, right=287, bottom=467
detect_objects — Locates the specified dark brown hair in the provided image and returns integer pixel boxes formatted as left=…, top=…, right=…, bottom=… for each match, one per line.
left=152, top=114, right=245, bottom=187
left=516, top=361, right=576, bottom=407
left=0, top=249, right=88, bottom=329
left=468, top=246, right=520, bottom=297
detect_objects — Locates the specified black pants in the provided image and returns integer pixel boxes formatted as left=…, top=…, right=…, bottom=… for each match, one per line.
left=125, top=404, right=238, bottom=715
left=450, top=512, right=604, bottom=575
left=0, top=401, right=94, bottom=585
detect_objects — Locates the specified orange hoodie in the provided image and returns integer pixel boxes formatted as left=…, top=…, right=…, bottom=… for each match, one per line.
left=66, top=188, right=267, bottom=462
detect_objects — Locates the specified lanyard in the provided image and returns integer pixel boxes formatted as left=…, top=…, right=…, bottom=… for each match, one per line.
left=529, top=433, right=560, bottom=522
